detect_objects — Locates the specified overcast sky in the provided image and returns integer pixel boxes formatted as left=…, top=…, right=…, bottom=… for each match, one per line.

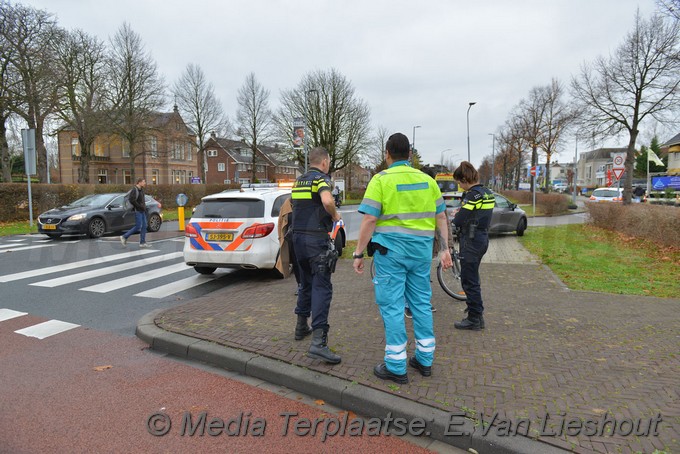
left=20, top=0, right=668, bottom=168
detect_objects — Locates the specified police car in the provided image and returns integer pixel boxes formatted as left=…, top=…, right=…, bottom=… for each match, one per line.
left=183, top=184, right=345, bottom=276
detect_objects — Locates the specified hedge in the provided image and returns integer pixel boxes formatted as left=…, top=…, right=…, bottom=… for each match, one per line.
left=1, top=183, right=240, bottom=222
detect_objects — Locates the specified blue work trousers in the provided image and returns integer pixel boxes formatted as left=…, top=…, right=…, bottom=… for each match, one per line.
left=293, top=233, right=332, bottom=331
left=123, top=211, right=147, bottom=244
left=373, top=251, right=435, bottom=375
left=459, top=233, right=489, bottom=317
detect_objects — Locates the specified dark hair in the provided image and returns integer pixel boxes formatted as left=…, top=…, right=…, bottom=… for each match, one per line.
left=136, top=177, right=145, bottom=184
left=309, top=147, right=329, bottom=165
left=385, top=133, right=410, bottom=160
left=453, top=161, right=479, bottom=184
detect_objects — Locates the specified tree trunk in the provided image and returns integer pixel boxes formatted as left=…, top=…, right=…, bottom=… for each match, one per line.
left=623, top=129, right=638, bottom=205
left=34, top=116, right=48, bottom=183
left=78, top=137, right=91, bottom=183
left=0, top=119, right=11, bottom=182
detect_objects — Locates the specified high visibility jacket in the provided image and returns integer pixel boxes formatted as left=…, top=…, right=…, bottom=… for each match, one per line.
left=359, top=161, right=445, bottom=261
left=453, top=184, right=495, bottom=231
left=291, top=167, right=333, bottom=234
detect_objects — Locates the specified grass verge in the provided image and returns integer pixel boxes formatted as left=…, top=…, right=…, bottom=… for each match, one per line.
left=519, top=224, right=680, bottom=298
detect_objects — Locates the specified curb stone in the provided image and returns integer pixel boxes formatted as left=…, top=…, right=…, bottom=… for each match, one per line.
left=136, top=315, right=567, bottom=454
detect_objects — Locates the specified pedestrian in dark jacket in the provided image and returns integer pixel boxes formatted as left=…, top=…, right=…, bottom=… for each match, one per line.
left=120, top=178, right=149, bottom=248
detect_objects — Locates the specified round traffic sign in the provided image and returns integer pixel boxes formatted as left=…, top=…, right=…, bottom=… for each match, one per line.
left=530, top=166, right=536, bottom=176
left=176, top=193, right=189, bottom=207
left=613, top=155, right=624, bottom=167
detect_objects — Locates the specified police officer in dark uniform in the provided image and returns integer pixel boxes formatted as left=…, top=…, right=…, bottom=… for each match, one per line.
left=291, top=147, right=342, bottom=364
left=452, top=161, right=495, bottom=331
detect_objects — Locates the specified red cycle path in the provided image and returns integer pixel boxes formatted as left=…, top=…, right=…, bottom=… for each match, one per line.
left=0, top=314, right=431, bottom=453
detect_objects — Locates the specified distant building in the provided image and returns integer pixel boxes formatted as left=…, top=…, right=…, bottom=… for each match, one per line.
left=576, top=147, right=628, bottom=188
left=203, top=134, right=300, bottom=184
left=331, top=163, right=371, bottom=191
left=661, top=132, right=680, bottom=175
left=57, top=106, right=198, bottom=185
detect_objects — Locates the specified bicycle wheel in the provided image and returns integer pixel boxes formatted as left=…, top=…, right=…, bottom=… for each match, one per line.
left=437, top=253, right=467, bottom=301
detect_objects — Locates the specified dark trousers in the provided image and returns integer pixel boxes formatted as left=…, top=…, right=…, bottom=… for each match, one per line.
left=459, top=234, right=489, bottom=317
left=293, top=233, right=332, bottom=330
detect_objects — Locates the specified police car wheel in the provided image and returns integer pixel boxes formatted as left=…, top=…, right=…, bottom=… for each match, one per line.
left=194, top=266, right=216, bottom=275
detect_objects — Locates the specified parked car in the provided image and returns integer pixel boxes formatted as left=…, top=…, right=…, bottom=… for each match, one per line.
left=183, top=184, right=346, bottom=276
left=443, top=191, right=528, bottom=236
left=37, top=193, right=163, bottom=239
left=553, top=183, right=569, bottom=193
left=588, top=187, right=624, bottom=202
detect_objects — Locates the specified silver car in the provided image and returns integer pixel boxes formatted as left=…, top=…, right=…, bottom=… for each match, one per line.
left=444, top=191, right=528, bottom=236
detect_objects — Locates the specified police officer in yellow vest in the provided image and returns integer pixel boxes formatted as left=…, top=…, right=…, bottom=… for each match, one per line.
left=452, top=161, right=495, bottom=331
left=291, top=147, right=342, bottom=364
left=352, top=133, right=452, bottom=384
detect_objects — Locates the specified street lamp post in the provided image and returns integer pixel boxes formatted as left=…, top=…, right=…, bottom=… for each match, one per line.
left=488, top=133, right=495, bottom=189
left=466, top=102, right=476, bottom=162
left=412, top=125, right=421, bottom=154
left=304, top=89, right=318, bottom=173
left=439, top=148, right=452, bottom=166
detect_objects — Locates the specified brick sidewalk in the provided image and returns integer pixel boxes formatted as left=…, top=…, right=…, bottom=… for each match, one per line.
left=149, top=237, right=679, bottom=454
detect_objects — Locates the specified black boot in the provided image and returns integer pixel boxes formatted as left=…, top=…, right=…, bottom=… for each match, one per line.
left=479, top=315, right=485, bottom=330
left=294, top=315, right=312, bottom=340
left=308, top=328, right=341, bottom=364
left=454, top=314, right=482, bottom=331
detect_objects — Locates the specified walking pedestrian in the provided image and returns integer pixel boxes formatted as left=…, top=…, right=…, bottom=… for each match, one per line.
left=291, top=147, right=343, bottom=364
left=120, top=178, right=149, bottom=248
left=352, top=132, right=452, bottom=384
left=452, top=162, right=495, bottom=330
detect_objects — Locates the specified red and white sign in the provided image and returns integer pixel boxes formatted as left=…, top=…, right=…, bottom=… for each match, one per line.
left=611, top=152, right=626, bottom=181
left=530, top=166, right=536, bottom=177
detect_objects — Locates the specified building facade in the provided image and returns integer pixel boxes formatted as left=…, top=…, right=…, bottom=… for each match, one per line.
left=576, top=147, right=628, bottom=188
left=57, top=107, right=199, bottom=185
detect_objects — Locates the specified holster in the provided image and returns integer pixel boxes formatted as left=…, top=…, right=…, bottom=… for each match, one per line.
left=366, top=240, right=388, bottom=257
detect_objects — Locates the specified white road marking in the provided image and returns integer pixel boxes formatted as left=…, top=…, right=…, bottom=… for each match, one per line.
left=30, top=252, right=184, bottom=287
left=0, top=244, right=57, bottom=252
left=134, top=271, right=226, bottom=298
left=80, top=262, right=189, bottom=293
left=14, top=320, right=80, bottom=339
left=0, top=249, right=156, bottom=282
left=0, top=308, right=28, bottom=322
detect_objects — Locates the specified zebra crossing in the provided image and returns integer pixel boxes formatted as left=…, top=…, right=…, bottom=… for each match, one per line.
left=0, top=237, right=226, bottom=299
left=0, top=308, right=79, bottom=340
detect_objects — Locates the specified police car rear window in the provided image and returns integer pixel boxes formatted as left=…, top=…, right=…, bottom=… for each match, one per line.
left=193, top=199, right=265, bottom=218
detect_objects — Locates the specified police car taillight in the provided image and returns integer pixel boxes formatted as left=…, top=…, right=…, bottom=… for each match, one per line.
left=241, top=223, right=275, bottom=239
left=185, top=223, right=199, bottom=238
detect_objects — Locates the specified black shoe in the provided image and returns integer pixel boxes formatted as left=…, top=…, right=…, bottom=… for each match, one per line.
left=404, top=307, right=412, bottom=319
left=308, top=328, right=341, bottom=364
left=454, top=317, right=482, bottom=331
left=479, top=315, right=485, bottom=329
left=294, top=315, right=312, bottom=340
left=408, top=356, right=432, bottom=377
left=373, top=362, right=408, bottom=384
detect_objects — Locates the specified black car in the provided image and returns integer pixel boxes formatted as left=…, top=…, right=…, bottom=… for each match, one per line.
left=443, top=191, right=528, bottom=236
left=37, top=193, right=163, bottom=239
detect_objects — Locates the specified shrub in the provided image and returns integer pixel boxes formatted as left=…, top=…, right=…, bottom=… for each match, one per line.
left=585, top=202, right=680, bottom=248
left=500, top=190, right=570, bottom=216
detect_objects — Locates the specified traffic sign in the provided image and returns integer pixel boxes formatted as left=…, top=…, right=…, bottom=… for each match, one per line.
left=613, top=169, right=624, bottom=180
left=530, top=166, right=536, bottom=177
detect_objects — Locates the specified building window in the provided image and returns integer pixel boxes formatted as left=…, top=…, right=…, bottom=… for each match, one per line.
left=151, top=169, right=159, bottom=184
left=238, top=163, right=247, bottom=172
left=256, top=165, right=265, bottom=173
left=94, top=139, right=105, bottom=157
left=150, top=136, right=158, bottom=158
left=187, top=142, right=193, bottom=160
left=71, top=138, right=80, bottom=157
left=122, top=170, right=131, bottom=185
left=241, top=149, right=252, bottom=158
left=97, top=169, right=108, bottom=184
left=217, top=163, right=225, bottom=172
left=122, top=138, right=130, bottom=158
left=207, top=149, right=217, bottom=157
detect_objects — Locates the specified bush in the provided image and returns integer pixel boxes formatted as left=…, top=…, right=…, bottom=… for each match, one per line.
left=585, top=202, right=680, bottom=248
left=1, top=183, right=241, bottom=222
left=500, top=190, right=570, bottom=216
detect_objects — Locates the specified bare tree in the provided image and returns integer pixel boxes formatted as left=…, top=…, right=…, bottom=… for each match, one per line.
left=571, top=12, right=680, bottom=203
left=53, top=29, right=110, bottom=183
left=107, top=22, right=165, bottom=182
left=1, top=2, right=60, bottom=183
left=364, top=125, right=388, bottom=171
left=173, top=63, right=229, bottom=183
left=657, top=0, right=680, bottom=20
left=236, top=73, right=273, bottom=182
left=0, top=2, right=17, bottom=182
left=517, top=87, right=547, bottom=191
left=275, top=68, right=371, bottom=172
left=536, top=79, right=574, bottom=189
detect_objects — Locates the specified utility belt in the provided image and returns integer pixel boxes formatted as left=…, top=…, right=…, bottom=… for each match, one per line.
left=462, top=221, right=488, bottom=240
left=292, top=229, right=332, bottom=238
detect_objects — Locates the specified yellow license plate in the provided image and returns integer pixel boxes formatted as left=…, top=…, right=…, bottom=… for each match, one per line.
left=206, top=233, right=233, bottom=241
left=43, top=224, right=57, bottom=230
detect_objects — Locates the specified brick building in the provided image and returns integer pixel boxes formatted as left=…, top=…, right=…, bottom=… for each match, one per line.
left=203, top=134, right=300, bottom=184
left=57, top=106, right=198, bottom=185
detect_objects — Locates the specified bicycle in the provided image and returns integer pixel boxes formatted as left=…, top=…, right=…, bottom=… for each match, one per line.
left=367, top=224, right=466, bottom=301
